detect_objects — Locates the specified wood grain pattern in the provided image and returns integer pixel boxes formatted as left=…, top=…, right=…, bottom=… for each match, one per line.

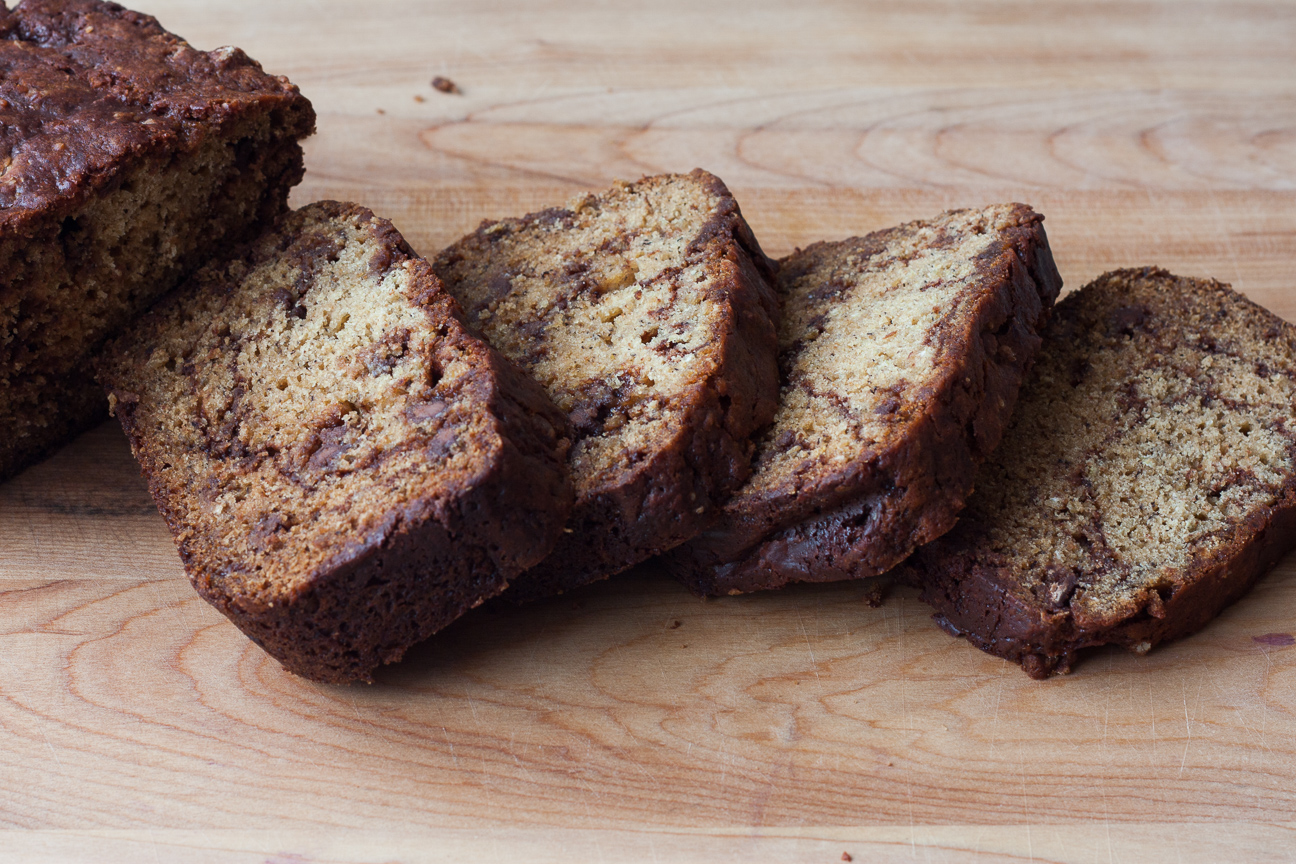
left=2, top=0, right=1295, bottom=860
left=3, top=824, right=1296, bottom=864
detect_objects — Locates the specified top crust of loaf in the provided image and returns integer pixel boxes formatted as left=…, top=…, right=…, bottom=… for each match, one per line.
left=0, top=0, right=314, bottom=483
left=434, top=169, right=780, bottom=597
left=0, top=0, right=314, bottom=234
left=96, top=201, right=573, bottom=682
left=670, top=203, right=1062, bottom=595
left=914, top=268, right=1296, bottom=678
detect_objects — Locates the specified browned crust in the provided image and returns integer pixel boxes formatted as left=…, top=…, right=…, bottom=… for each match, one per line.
left=0, top=0, right=314, bottom=481
left=668, top=206, right=1062, bottom=596
left=443, top=169, right=781, bottom=602
left=0, top=0, right=314, bottom=232
left=0, top=371, right=110, bottom=481
left=186, top=329, right=574, bottom=684
left=916, top=486, right=1296, bottom=679
left=98, top=203, right=573, bottom=683
left=911, top=268, right=1296, bottom=678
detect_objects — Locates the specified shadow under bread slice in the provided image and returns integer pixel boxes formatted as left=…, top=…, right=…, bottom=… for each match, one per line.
left=433, top=169, right=780, bottom=601
left=95, top=201, right=573, bottom=684
left=911, top=268, right=1296, bottom=679
left=667, top=204, right=1062, bottom=596
left=0, top=0, right=314, bottom=482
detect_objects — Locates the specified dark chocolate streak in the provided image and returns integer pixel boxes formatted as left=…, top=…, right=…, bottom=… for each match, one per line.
left=466, top=169, right=781, bottom=601
left=912, top=268, right=1296, bottom=678
left=667, top=205, right=1063, bottom=596
left=784, top=377, right=864, bottom=436
left=98, top=202, right=575, bottom=683
left=201, top=221, right=434, bottom=490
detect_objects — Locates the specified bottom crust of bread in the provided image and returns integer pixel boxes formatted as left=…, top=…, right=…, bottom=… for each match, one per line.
left=670, top=204, right=1062, bottom=596
left=911, top=268, right=1296, bottom=678
left=98, top=202, right=573, bottom=684
left=436, top=170, right=781, bottom=602
left=191, top=445, right=561, bottom=684
left=917, top=491, right=1296, bottom=678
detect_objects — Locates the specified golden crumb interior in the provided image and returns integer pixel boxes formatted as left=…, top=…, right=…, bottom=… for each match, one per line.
left=434, top=175, right=731, bottom=498
left=966, top=271, right=1296, bottom=626
left=741, top=205, right=1022, bottom=502
left=0, top=116, right=300, bottom=474
left=102, top=206, right=496, bottom=600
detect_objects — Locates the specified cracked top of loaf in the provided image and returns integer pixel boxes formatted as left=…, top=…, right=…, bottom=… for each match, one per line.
left=0, top=0, right=313, bottom=232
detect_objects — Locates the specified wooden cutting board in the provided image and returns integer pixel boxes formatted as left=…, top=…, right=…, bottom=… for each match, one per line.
left=3, top=1, right=1294, bottom=860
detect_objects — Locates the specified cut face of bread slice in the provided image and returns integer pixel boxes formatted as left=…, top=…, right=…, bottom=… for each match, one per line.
left=668, top=204, right=1063, bottom=596
left=0, top=0, right=314, bottom=481
left=96, top=202, right=573, bottom=684
left=913, top=268, right=1296, bottom=678
left=433, top=169, right=780, bottom=600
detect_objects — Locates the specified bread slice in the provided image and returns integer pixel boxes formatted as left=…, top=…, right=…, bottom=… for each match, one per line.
left=433, top=169, right=780, bottom=600
left=96, top=202, right=573, bottom=684
left=0, top=0, right=314, bottom=481
left=912, top=268, right=1296, bottom=678
left=667, top=204, right=1062, bottom=596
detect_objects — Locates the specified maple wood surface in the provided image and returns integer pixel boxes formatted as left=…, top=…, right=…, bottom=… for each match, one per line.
left=2, top=1, right=1295, bottom=861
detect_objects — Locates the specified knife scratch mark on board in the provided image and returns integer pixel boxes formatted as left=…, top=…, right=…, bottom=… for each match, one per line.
left=796, top=609, right=821, bottom=685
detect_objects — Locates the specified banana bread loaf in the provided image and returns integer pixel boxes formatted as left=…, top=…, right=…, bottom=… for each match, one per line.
left=913, top=269, right=1296, bottom=678
left=0, top=0, right=314, bottom=481
left=668, top=204, right=1062, bottom=596
left=433, top=169, right=780, bottom=601
left=96, top=202, right=573, bottom=684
